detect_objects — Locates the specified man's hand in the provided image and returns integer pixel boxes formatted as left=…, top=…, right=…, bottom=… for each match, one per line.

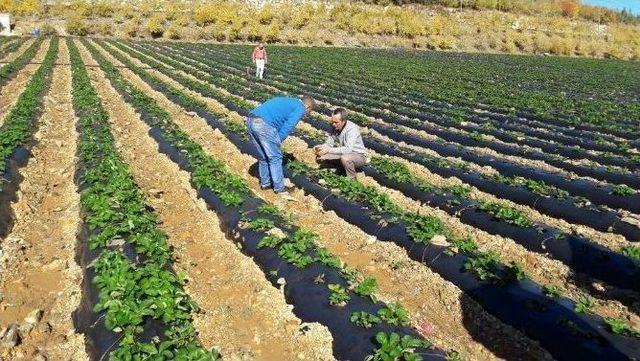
left=314, top=145, right=328, bottom=156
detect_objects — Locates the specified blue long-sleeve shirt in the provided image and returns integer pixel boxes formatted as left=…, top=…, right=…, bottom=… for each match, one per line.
left=249, top=97, right=306, bottom=141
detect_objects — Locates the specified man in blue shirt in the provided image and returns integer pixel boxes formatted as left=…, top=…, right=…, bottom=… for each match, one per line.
left=246, top=96, right=315, bottom=195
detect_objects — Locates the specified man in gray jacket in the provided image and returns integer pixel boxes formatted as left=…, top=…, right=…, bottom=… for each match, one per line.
left=314, top=108, right=368, bottom=179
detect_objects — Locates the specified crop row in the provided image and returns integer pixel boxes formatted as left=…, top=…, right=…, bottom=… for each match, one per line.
left=81, top=38, right=446, bottom=361
left=96, top=38, right=640, bottom=361
left=0, top=37, right=42, bottom=84
left=105, top=39, right=640, bottom=294
left=251, top=45, right=640, bottom=138
left=67, top=38, right=218, bottom=360
left=117, top=39, right=640, bottom=307
left=133, top=40, right=640, bottom=204
left=160, top=42, right=640, bottom=184
left=1, top=36, right=27, bottom=56
left=116, top=39, right=640, bottom=241
left=195, top=43, right=638, bottom=168
left=0, top=37, right=56, bottom=238
left=193, top=43, right=639, bottom=148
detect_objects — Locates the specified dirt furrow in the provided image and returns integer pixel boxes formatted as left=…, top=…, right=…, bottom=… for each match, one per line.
left=0, top=38, right=34, bottom=63
left=0, top=38, right=49, bottom=127
left=101, top=39, right=558, bottom=361
left=76, top=39, right=335, bottom=361
left=0, top=40, right=87, bottom=361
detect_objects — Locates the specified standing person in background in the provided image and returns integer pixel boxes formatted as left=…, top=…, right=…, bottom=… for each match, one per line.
left=246, top=96, right=315, bottom=198
left=314, top=108, right=368, bottom=179
left=252, top=41, right=268, bottom=79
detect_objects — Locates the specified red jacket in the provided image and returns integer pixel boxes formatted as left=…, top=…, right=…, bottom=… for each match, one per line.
left=252, top=47, right=267, bottom=61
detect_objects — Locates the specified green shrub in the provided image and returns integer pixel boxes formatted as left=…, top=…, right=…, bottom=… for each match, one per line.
left=257, top=4, right=276, bottom=25
left=93, top=22, right=113, bottom=36
left=123, top=19, right=139, bottom=37
left=90, top=0, right=116, bottom=18
left=40, top=23, right=58, bottom=36
left=194, top=2, right=242, bottom=26
left=66, top=13, right=89, bottom=36
left=166, top=24, right=181, bottom=40
left=394, top=10, right=425, bottom=38
left=264, top=21, right=281, bottom=42
left=147, top=13, right=166, bottom=38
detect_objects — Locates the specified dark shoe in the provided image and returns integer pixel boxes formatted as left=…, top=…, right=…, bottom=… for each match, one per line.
left=260, top=184, right=272, bottom=190
left=274, top=186, right=295, bottom=194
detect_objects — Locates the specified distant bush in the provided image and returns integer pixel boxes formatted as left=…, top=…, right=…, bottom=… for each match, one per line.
left=264, top=21, right=282, bottom=43
left=90, top=0, right=116, bottom=18
left=257, top=4, right=276, bottom=25
left=92, top=22, right=112, bottom=36
left=66, top=13, right=89, bottom=36
left=393, top=9, right=425, bottom=38
left=166, top=24, right=181, bottom=40
left=147, top=13, right=166, bottom=38
left=123, top=19, right=139, bottom=37
left=40, top=23, right=57, bottom=36
left=194, top=2, right=242, bottom=26
left=173, top=16, right=189, bottom=27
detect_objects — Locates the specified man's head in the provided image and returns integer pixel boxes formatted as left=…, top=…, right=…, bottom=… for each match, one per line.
left=330, top=107, right=347, bottom=130
left=302, top=96, right=315, bottom=115
left=258, top=42, right=264, bottom=49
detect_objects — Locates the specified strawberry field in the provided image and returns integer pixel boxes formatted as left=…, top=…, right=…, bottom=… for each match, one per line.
left=0, top=36, right=639, bottom=361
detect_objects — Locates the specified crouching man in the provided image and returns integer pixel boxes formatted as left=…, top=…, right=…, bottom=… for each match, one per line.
left=314, top=108, right=368, bottom=179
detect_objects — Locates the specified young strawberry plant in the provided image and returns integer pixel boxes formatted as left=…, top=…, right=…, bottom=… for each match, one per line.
left=366, top=332, right=431, bottom=361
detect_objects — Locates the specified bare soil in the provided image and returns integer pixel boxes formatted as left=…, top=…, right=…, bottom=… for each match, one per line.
left=0, top=38, right=49, bottom=127
left=0, top=38, right=34, bottom=63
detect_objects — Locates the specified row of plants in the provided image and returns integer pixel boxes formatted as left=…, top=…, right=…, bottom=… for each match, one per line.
left=0, top=37, right=43, bottom=83
left=1, top=36, right=27, bottom=55
left=193, top=42, right=638, bottom=153
left=191, top=42, right=637, bottom=168
left=0, top=36, right=55, bottom=239
left=250, top=45, right=640, bottom=136
left=0, top=37, right=55, bottom=177
left=198, top=43, right=640, bottom=187
left=166, top=42, right=640, bottom=181
left=290, top=130, right=640, bottom=294
left=118, top=40, right=640, bottom=240
left=67, top=38, right=219, bottom=360
left=82, top=38, right=448, bottom=361
left=95, top=38, right=640, bottom=358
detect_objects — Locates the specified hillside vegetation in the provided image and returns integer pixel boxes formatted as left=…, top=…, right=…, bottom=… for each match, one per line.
left=3, top=0, right=640, bottom=59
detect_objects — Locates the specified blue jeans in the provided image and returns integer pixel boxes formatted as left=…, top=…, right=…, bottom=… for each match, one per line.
left=246, top=118, right=285, bottom=191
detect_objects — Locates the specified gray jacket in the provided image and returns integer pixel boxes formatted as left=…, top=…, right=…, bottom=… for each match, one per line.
left=323, top=121, right=368, bottom=156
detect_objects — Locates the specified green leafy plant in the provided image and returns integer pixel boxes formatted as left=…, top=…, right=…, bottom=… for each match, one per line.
left=354, top=277, right=379, bottom=302
left=574, top=295, right=597, bottom=314
left=328, top=283, right=350, bottom=306
left=542, top=284, right=562, bottom=298
left=611, top=184, right=637, bottom=196
left=621, top=245, right=640, bottom=261
left=244, top=217, right=276, bottom=231
left=605, top=318, right=640, bottom=339
left=366, top=332, right=430, bottom=361
left=478, top=201, right=532, bottom=227
left=351, top=311, right=382, bottom=328
left=446, top=350, right=463, bottom=361
left=443, top=184, right=472, bottom=198
left=377, top=302, right=410, bottom=327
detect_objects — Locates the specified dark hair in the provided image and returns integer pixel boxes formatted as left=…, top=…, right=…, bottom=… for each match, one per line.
left=332, top=107, right=347, bottom=122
